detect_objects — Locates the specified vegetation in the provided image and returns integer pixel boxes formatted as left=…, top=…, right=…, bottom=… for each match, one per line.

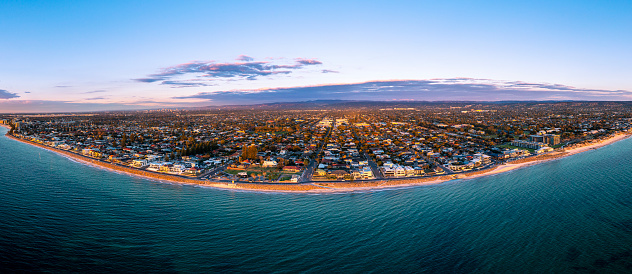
left=241, top=144, right=258, bottom=160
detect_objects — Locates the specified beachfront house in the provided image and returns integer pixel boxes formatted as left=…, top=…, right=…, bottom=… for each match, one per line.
left=168, top=164, right=186, bottom=174
left=132, top=159, right=149, bottom=168
left=147, top=162, right=168, bottom=172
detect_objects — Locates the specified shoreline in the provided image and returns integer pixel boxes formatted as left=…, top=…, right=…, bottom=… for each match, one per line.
left=463, top=132, right=632, bottom=180
left=4, top=129, right=631, bottom=193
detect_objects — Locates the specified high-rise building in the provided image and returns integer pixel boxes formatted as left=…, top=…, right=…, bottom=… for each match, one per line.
left=529, top=134, right=560, bottom=145
left=543, top=134, right=560, bottom=145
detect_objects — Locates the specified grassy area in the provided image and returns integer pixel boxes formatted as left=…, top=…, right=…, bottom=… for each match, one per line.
left=278, top=175, right=292, bottom=181
left=224, top=169, right=241, bottom=175
left=225, top=169, right=259, bottom=176
left=246, top=167, right=279, bottom=172
left=226, top=166, right=301, bottom=181
left=497, top=144, right=535, bottom=153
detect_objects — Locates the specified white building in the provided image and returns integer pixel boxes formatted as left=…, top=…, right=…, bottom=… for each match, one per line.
left=472, top=153, right=492, bottom=165
left=382, top=163, right=407, bottom=177
left=169, top=164, right=186, bottom=174
left=132, top=159, right=149, bottom=168
left=148, top=162, right=169, bottom=172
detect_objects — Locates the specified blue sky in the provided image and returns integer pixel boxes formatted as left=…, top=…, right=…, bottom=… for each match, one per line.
left=1, top=0, right=631, bottom=112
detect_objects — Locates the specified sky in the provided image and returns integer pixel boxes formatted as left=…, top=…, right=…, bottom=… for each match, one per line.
left=1, top=0, right=631, bottom=113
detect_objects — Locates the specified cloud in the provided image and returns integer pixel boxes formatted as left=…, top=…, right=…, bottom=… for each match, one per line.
left=161, top=81, right=215, bottom=88
left=295, top=58, right=322, bottom=65
left=134, top=78, right=162, bottom=83
left=84, top=97, right=106, bottom=101
left=84, top=90, right=107, bottom=94
left=0, top=89, right=20, bottom=99
left=24, top=91, right=31, bottom=93
left=173, top=79, right=632, bottom=104
left=321, top=69, right=339, bottom=73
left=134, top=56, right=324, bottom=87
left=236, top=55, right=254, bottom=62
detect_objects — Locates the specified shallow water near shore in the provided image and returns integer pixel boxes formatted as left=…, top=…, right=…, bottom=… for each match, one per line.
left=2, top=127, right=632, bottom=273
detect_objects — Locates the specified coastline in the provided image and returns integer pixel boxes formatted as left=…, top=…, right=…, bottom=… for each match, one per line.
left=463, top=132, right=632, bottom=180
left=4, top=130, right=631, bottom=193
left=4, top=133, right=325, bottom=193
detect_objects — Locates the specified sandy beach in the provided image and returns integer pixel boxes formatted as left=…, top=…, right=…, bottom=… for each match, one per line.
left=4, top=130, right=631, bottom=193
left=464, top=132, right=632, bottom=180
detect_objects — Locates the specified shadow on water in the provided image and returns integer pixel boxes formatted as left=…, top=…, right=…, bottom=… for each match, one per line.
left=612, top=220, right=632, bottom=233
left=570, top=249, right=632, bottom=273
left=585, top=209, right=632, bottom=234
left=565, top=247, right=582, bottom=262
left=413, top=227, right=481, bottom=273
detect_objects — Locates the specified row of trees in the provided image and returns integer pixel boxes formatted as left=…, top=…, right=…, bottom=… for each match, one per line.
left=179, top=141, right=219, bottom=157
left=120, top=133, right=143, bottom=148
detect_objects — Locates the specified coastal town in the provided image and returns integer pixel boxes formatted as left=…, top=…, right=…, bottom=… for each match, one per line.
left=2, top=101, right=632, bottom=191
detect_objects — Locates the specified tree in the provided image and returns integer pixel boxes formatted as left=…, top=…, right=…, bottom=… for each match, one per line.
left=241, top=145, right=258, bottom=160
left=8, top=122, right=15, bottom=135
left=121, top=134, right=127, bottom=148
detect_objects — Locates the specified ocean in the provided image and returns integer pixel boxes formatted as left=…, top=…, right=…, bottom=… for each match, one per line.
left=1, top=126, right=632, bottom=273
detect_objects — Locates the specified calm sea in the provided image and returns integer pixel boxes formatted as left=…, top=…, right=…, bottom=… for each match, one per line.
left=1, top=127, right=632, bottom=273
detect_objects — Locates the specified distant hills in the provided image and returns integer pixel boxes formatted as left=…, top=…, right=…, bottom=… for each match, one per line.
left=194, top=99, right=604, bottom=110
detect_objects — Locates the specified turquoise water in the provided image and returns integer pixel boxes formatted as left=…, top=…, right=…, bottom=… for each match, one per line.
left=1, top=127, right=632, bottom=273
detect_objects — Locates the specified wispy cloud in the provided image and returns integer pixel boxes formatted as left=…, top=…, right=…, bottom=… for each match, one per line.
left=0, top=89, right=20, bottom=99
left=173, top=79, right=632, bottom=104
left=295, top=58, right=322, bottom=65
left=321, top=69, right=339, bottom=73
left=134, top=56, right=325, bottom=86
left=84, top=97, right=106, bottom=101
left=84, top=90, right=107, bottom=94
left=161, top=81, right=215, bottom=88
